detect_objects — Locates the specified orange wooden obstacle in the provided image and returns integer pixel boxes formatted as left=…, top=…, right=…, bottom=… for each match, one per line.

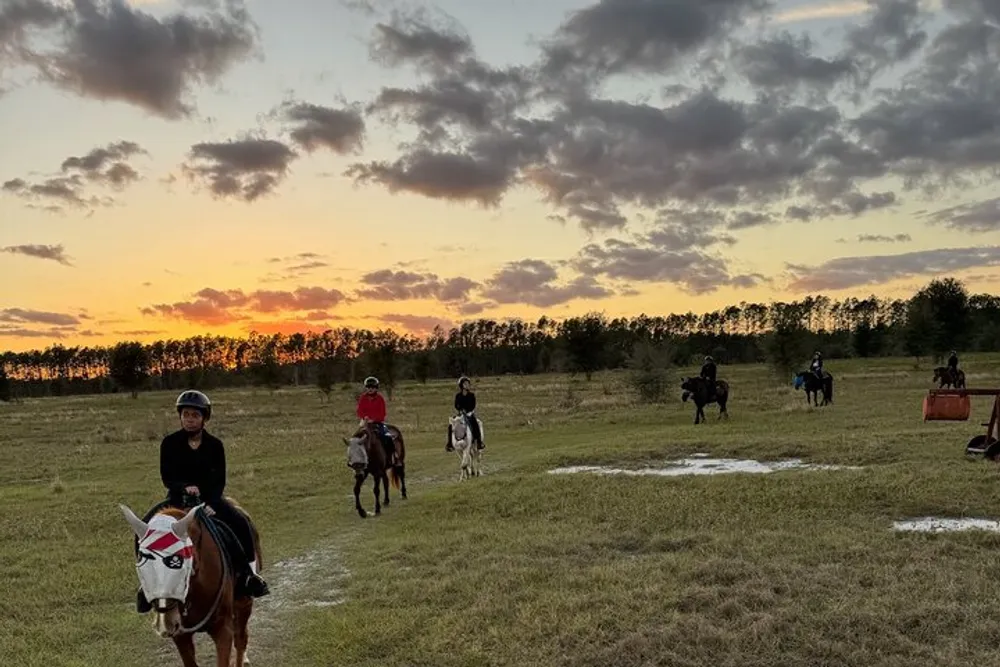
left=925, top=388, right=1000, bottom=457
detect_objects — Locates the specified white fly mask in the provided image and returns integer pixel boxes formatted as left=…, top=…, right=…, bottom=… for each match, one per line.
left=451, top=416, right=469, bottom=445
left=344, top=435, right=369, bottom=470
left=120, top=505, right=199, bottom=604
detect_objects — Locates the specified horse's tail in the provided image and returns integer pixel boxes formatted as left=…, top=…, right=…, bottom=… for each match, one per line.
left=389, top=431, right=404, bottom=490
left=826, top=376, right=834, bottom=403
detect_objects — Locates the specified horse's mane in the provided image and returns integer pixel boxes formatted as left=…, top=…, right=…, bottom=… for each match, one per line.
left=157, top=507, right=187, bottom=519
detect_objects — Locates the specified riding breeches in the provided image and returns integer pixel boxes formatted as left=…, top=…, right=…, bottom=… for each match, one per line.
left=206, top=498, right=255, bottom=562
left=372, top=422, right=395, bottom=462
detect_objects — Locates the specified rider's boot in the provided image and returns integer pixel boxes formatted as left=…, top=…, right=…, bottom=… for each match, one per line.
left=245, top=571, right=270, bottom=598
left=236, top=559, right=270, bottom=598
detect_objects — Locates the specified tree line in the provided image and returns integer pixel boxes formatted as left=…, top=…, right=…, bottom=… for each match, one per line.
left=0, top=277, right=990, bottom=401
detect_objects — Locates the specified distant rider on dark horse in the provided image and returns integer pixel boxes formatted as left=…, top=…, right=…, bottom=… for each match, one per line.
left=447, top=375, right=485, bottom=451
left=810, top=351, right=824, bottom=381
left=947, top=350, right=959, bottom=383
left=700, top=355, right=717, bottom=400
left=135, top=390, right=269, bottom=613
left=356, top=376, right=395, bottom=463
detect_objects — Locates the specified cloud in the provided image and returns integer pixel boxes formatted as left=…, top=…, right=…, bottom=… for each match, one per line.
left=538, top=0, right=770, bottom=85
left=368, top=10, right=474, bottom=72
left=3, top=0, right=259, bottom=118
left=142, top=285, right=347, bottom=325
left=335, top=0, right=1000, bottom=296
left=378, top=313, right=453, bottom=334
left=0, top=308, right=79, bottom=326
left=567, top=207, right=764, bottom=293
left=260, top=253, right=330, bottom=282
left=786, top=245, right=1000, bottom=291
left=355, top=269, right=478, bottom=301
left=2, top=140, right=146, bottom=211
left=836, top=233, right=912, bottom=243
left=278, top=101, right=366, bottom=154
left=479, top=259, right=615, bottom=308
left=181, top=138, right=298, bottom=201
left=925, top=197, right=1000, bottom=233
left=1, top=243, right=72, bottom=265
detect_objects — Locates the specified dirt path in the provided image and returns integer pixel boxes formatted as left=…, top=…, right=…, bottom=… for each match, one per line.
left=154, top=540, right=350, bottom=665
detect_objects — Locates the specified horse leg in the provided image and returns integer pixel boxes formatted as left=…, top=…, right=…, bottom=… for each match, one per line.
left=173, top=633, right=199, bottom=667
left=373, top=473, right=382, bottom=516
left=354, top=473, right=367, bottom=519
left=210, top=622, right=234, bottom=667
left=233, top=599, right=252, bottom=666
left=382, top=466, right=391, bottom=506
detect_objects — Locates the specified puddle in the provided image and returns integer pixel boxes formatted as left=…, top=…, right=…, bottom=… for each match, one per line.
left=549, top=455, right=860, bottom=477
left=893, top=517, right=1000, bottom=533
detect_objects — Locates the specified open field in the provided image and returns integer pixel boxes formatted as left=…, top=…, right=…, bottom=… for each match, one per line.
left=5, top=355, right=1000, bottom=666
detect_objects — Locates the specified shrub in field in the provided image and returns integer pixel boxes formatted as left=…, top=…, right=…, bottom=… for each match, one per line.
left=627, top=341, right=672, bottom=404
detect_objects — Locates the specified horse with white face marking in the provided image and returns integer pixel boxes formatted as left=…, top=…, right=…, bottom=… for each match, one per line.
left=120, top=503, right=257, bottom=667
left=449, top=414, right=483, bottom=480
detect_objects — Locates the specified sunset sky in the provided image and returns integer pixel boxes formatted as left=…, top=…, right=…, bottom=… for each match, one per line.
left=3, top=0, right=1000, bottom=352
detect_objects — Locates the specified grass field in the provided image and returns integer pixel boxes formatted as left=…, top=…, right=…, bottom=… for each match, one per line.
left=5, top=356, right=1000, bottom=666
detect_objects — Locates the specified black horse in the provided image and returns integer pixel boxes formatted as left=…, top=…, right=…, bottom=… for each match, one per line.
left=680, top=376, right=729, bottom=424
left=794, top=370, right=833, bottom=406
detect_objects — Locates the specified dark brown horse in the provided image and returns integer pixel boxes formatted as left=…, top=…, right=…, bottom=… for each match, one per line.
left=680, top=376, right=729, bottom=424
left=794, top=370, right=834, bottom=406
left=343, top=420, right=407, bottom=518
left=933, top=366, right=966, bottom=389
left=120, top=499, right=261, bottom=666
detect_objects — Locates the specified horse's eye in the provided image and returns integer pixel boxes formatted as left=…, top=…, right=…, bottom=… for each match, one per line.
left=162, top=554, right=184, bottom=570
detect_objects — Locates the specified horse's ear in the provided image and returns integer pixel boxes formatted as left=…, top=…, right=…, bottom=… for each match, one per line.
left=171, top=504, right=202, bottom=539
left=120, top=504, right=148, bottom=538
left=342, top=437, right=350, bottom=446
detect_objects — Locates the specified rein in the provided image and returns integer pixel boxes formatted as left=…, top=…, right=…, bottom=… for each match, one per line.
left=178, top=507, right=230, bottom=635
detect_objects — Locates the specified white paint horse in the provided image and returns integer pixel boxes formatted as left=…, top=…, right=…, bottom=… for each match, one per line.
left=448, top=413, right=483, bottom=481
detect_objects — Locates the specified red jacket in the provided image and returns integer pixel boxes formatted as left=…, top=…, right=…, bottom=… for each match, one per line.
left=356, top=392, right=386, bottom=422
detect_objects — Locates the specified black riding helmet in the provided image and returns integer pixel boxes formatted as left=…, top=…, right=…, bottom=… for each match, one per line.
left=458, top=375, right=471, bottom=389
left=176, top=390, right=211, bottom=420
left=364, top=376, right=379, bottom=389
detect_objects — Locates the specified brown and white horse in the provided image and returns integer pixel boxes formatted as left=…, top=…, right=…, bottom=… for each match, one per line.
left=120, top=502, right=260, bottom=666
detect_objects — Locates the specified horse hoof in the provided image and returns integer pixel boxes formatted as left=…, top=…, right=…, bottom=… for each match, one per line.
left=358, top=509, right=368, bottom=519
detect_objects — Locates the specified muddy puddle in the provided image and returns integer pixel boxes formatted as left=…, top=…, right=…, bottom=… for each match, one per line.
left=549, top=454, right=860, bottom=477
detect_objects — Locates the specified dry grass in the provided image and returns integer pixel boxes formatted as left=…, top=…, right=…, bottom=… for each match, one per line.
left=4, top=355, right=1000, bottom=666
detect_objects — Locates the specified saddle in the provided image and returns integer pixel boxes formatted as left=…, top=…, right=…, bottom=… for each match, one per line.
left=141, top=496, right=250, bottom=585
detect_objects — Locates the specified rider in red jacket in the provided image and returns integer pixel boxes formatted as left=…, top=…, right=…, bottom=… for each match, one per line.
left=357, top=376, right=393, bottom=459
left=356, top=376, right=387, bottom=422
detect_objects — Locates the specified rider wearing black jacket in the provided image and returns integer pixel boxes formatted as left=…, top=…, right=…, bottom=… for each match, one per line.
left=135, top=390, right=269, bottom=613
left=447, top=376, right=484, bottom=451
left=700, top=356, right=717, bottom=399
